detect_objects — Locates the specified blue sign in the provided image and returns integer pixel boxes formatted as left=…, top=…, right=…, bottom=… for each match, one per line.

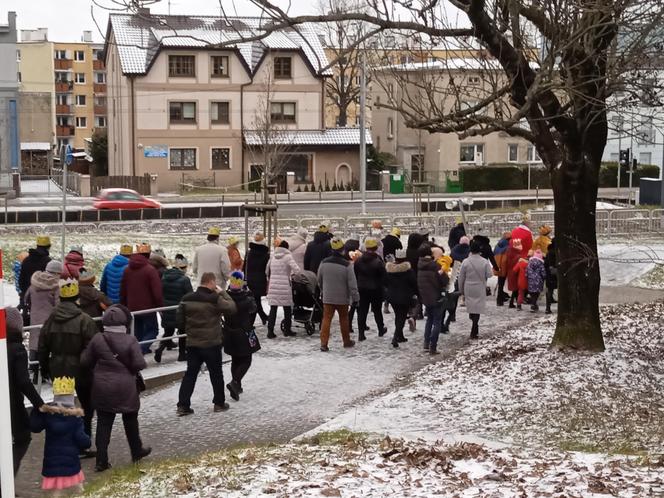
left=65, top=144, right=74, bottom=166
left=144, top=145, right=168, bottom=158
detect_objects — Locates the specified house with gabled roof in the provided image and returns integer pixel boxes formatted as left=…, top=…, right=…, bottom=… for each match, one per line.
left=104, top=10, right=368, bottom=192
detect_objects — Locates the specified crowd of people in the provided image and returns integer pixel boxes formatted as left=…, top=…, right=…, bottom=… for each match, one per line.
left=6, top=215, right=557, bottom=492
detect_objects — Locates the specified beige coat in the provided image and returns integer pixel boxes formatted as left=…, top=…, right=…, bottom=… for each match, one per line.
left=193, top=241, right=231, bottom=288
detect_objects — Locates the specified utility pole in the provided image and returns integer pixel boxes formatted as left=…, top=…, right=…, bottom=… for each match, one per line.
left=617, top=118, right=622, bottom=194
left=359, top=48, right=367, bottom=215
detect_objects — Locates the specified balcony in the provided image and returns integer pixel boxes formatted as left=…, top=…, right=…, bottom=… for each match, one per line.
left=55, top=81, right=73, bottom=92
left=94, top=105, right=106, bottom=115
left=93, top=60, right=105, bottom=70
left=56, top=104, right=71, bottom=114
left=93, top=83, right=106, bottom=94
left=56, top=125, right=75, bottom=137
left=54, top=58, right=73, bottom=70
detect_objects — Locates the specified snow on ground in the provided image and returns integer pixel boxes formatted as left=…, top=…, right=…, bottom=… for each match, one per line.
left=598, top=241, right=664, bottom=288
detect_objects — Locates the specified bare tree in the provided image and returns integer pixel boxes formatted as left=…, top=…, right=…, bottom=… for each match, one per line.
left=238, top=0, right=664, bottom=351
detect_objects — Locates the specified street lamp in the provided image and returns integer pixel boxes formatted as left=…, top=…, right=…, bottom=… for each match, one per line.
left=445, top=197, right=474, bottom=226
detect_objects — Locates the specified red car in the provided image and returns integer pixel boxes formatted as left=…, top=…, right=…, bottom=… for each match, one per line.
left=93, top=188, right=162, bottom=210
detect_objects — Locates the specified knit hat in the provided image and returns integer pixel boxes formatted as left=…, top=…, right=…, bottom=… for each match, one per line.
left=539, top=225, right=552, bottom=236
left=78, top=268, right=95, bottom=284
left=395, top=248, right=407, bottom=260
left=102, top=304, right=132, bottom=327
left=229, top=270, right=244, bottom=290
left=4, top=307, right=24, bottom=336
left=459, top=236, right=470, bottom=245
left=253, top=232, right=267, bottom=245
left=319, top=220, right=330, bottom=233
left=297, top=227, right=308, bottom=239
left=208, top=226, right=221, bottom=237
left=59, top=279, right=79, bottom=299
left=533, top=249, right=544, bottom=260
left=173, top=254, right=188, bottom=268
left=391, top=227, right=401, bottom=237
left=228, top=236, right=239, bottom=246
left=69, top=245, right=83, bottom=255
left=46, top=260, right=63, bottom=275
left=136, top=243, right=151, bottom=254
left=36, top=235, right=51, bottom=247
left=364, top=237, right=378, bottom=250
left=119, top=244, right=133, bottom=256
left=330, top=236, right=344, bottom=251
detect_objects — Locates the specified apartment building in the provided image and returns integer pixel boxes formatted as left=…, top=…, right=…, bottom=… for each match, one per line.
left=0, top=11, right=20, bottom=179
left=105, top=12, right=366, bottom=192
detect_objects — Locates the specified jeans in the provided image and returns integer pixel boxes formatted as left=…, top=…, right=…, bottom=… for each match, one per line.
left=470, top=313, right=480, bottom=338
left=320, top=304, right=352, bottom=347
left=13, top=430, right=31, bottom=475
left=267, top=306, right=292, bottom=333
left=134, top=313, right=159, bottom=354
left=95, top=411, right=143, bottom=465
left=358, top=289, right=385, bottom=336
left=392, top=303, right=409, bottom=340
left=230, top=355, right=252, bottom=388
left=424, top=304, right=444, bottom=350
left=178, top=345, right=226, bottom=408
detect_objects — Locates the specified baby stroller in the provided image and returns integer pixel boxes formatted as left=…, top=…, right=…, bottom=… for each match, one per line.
left=281, top=271, right=323, bottom=335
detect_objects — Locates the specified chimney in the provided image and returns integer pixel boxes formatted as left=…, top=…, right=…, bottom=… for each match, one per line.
left=82, top=30, right=92, bottom=43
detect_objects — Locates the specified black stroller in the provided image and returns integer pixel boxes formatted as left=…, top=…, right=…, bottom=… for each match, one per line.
left=281, top=271, right=323, bottom=335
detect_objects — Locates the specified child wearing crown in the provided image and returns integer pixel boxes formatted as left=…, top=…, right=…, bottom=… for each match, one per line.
left=30, top=376, right=91, bottom=492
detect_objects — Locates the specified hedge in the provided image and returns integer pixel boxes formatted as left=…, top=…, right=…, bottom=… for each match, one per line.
left=460, top=163, right=660, bottom=191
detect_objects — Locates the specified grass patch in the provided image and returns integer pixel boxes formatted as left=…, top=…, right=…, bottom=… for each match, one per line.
left=300, top=429, right=368, bottom=446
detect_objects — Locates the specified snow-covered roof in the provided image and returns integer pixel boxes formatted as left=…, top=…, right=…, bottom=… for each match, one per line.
left=107, top=14, right=331, bottom=76
left=21, top=142, right=51, bottom=151
left=243, top=128, right=372, bottom=146
left=377, top=58, right=504, bottom=72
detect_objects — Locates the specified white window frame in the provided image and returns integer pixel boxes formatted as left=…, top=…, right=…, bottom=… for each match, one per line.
left=95, top=116, right=107, bottom=128
left=75, top=116, right=87, bottom=128
left=460, top=143, right=484, bottom=163
left=95, top=72, right=106, bottom=84
left=75, top=73, right=86, bottom=84
left=507, top=144, right=518, bottom=163
left=468, top=76, right=480, bottom=86
left=54, top=49, right=67, bottom=60
left=527, top=145, right=542, bottom=163
left=169, top=147, right=198, bottom=170
left=75, top=94, right=86, bottom=107
left=210, top=147, right=232, bottom=170
left=74, top=50, right=85, bottom=62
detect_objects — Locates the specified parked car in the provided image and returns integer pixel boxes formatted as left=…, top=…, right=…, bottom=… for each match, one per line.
left=93, top=189, right=161, bottom=210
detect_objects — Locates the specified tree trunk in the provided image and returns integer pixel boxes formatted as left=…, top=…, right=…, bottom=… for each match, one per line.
left=338, top=106, right=348, bottom=127
left=550, top=149, right=605, bottom=351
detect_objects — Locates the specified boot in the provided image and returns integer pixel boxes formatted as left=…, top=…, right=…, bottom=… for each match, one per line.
left=508, top=296, right=516, bottom=309
left=516, top=304, right=522, bottom=311
left=132, top=447, right=152, bottom=463
left=154, top=343, right=166, bottom=363
left=391, top=337, right=399, bottom=348
left=227, top=381, right=240, bottom=401
left=358, top=331, right=367, bottom=341
left=267, top=330, right=277, bottom=339
left=378, top=326, right=387, bottom=337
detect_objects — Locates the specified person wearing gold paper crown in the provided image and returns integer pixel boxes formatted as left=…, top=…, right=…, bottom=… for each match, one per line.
left=227, top=236, right=244, bottom=271
left=30, top=376, right=91, bottom=492
left=38, top=279, right=98, bottom=450
left=19, top=235, right=52, bottom=323
left=193, top=226, right=231, bottom=288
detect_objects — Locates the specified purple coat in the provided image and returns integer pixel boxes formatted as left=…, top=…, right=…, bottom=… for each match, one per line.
left=80, top=331, right=147, bottom=413
left=526, top=257, right=546, bottom=293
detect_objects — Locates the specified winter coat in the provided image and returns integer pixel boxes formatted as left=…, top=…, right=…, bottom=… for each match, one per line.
left=120, top=254, right=164, bottom=311
left=61, top=251, right=84, bottom=280
left=527, top=257, right=546, bottom=293
left=473, top=235, right=498, bottom=271
left=13, top=260, right=22, bottom=294
left=193, top=240, right=231, bottom=288
left=532, top=234, right=552, bottom=256
left=511, top=225, right=533, bottom=257
left=417, top=257, right=450, bottom=307
left=406, top=233, right=428, bottom=276
left=317, top=253, right=360, bottom=305
left=513, top=258, right=529, bottom=291
left=149, top=252, right=169, bottom=278
left=38, top=301, right=98, bottom=381
left=30, top=406, right=91, bottom=478
left=458, top=254, right=493, bottom=315
left=450, top=243, right=471, bottom=263
left=223, top=289, right=259, bottom=357
left=493, top=238, right=511, bottom=278
left=8, top=329, right=44, bottom=437
left=176, top=287, right=237, bottom=349
left=25, top=271, right=60, bottom=349
left=19, top=247, right=51, bottom=296
left=244, top=243, right=270, bottom=297
left=228, top=245, right=244, bottom=271
left=287, top=234, right=307, bottom=270
left=385, top=261, right=418, bottom=306
left=381, top=234, right=403, bottom=261
left=266, top=247, right=300, bottom=306
left=448, top=223, right=466, bottom=251
left=506, top=246, right=523, bottom=292
left=354, top=251, right=386, bottom=292
left=303, top=231, right=333, bottom=274
left=81, top=330, right=147, bottom=414
left=161, top=268, right=193, bottom=330
left=78, top=282, right=112, bottom=321
left=100, top=254, right=129, bottom=304
left=545, top=240, right=558, bottom=290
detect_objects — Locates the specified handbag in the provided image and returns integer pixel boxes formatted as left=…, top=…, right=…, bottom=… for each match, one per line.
left=101, top=333, right=146, bottom=393
left=246, top=328, right=262, bottom=353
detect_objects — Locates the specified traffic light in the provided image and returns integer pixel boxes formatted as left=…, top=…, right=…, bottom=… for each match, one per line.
left=619, top=149, right=630, bottom=170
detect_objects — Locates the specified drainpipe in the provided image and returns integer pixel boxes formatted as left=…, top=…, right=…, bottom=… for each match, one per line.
left=130, top=76, right=137, bottom=177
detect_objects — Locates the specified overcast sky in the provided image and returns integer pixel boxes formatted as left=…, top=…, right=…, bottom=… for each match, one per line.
left=3, top=0, right=315, bottom=43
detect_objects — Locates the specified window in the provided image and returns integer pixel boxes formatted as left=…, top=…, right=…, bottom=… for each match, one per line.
left=274, top=57, right=292, bottom=79
left=639, top=152, right=652, bottom=165
left=54, top=49, right=67, bottom=60
left=75, top=73, right=86, bottom=84
left=17, top=72, right=21, bottom=83
left=170, top=148, right=197, bottom=169
left=94, top=96, right=106, bottom=107
left=169, top=55, right=196, bottom=77
left=16, top=49, right=20, bottom=62
left=282, top=153, right=312, bottom=183
left=95, top=72, right=106, bottom=83
left=95, top=116, right=107, bottom=128
left=75, top=95, right=86, bottom=106
left=57, top=138, right=70, bottom=150
left=169, top=102, right=197, bottom=124
left=56, top=94, right=69, bottom=105
left=211, top=147, right=231, bottom=170
left=211, top=56, right=229, bottom=77
left=270, top=102, right=296, bottom=123
left=374, top=95, right=380, bottom=107
left=468, top=76, right=480, bottom=85
left=527, top=145, right=542, bottom=162
left=76, top=116, right=87, bottom=128
left=508, top=144, right=518, bottom=162
left=93, top=49, right=103, bottom=61
left=460, top=144, right=484, bottom=163
left=387, top=117, right=394, bottom=138
left=637, top=116, right=655, bottom=144
left=55, top=72, right=71, bottom=83
left=57, top=116, right=71, bottom=126
left=210, top=101, right=230, bottom=124
left=74, top=50, right=85, bottom=61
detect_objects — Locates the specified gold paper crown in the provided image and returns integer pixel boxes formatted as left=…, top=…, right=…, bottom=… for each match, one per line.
left=208, top=226, right=221, bottom=236
left=330, top=237, right=344, bottom=250
left=52, top=376, right=76, bottom=395
left=391, top=227, right=401, bottom=236
left=37, top=235, right=51, bottom=247
left=120, top=244, right=133, bottom=256
left=59, top=279, right=79, bottom=299
left=364, top=238, right=378, bottom=249
left=228, top=236, right=239, bottom=245
left=136, top=243, right=151, bottom=254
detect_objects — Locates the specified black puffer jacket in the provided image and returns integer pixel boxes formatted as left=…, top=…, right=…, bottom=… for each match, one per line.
left=381, top=234, right=403, bottom=260
left=304, top=231, right=333, bottom=273
left=244, top=243, right=270, bottom=297
left=223, top=289, right=259, bottom=357
left=472, top=235, right=498, bottom=271
left=545, top=238, right=558, bottom=289
left=19, top=247, right=51, bottom=296
left=385, top=261, right=417, bottom=306
left=161, top=268, right=194, bottom=329
left=8, top=325, right=44, bottom=436
left=406, top=233, right=428, bottom=276
left=354, top=251, right=386, bottom=292
left=448, top=223, right=466, bottom=251
left=417, top=257, right=450, bottom=306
